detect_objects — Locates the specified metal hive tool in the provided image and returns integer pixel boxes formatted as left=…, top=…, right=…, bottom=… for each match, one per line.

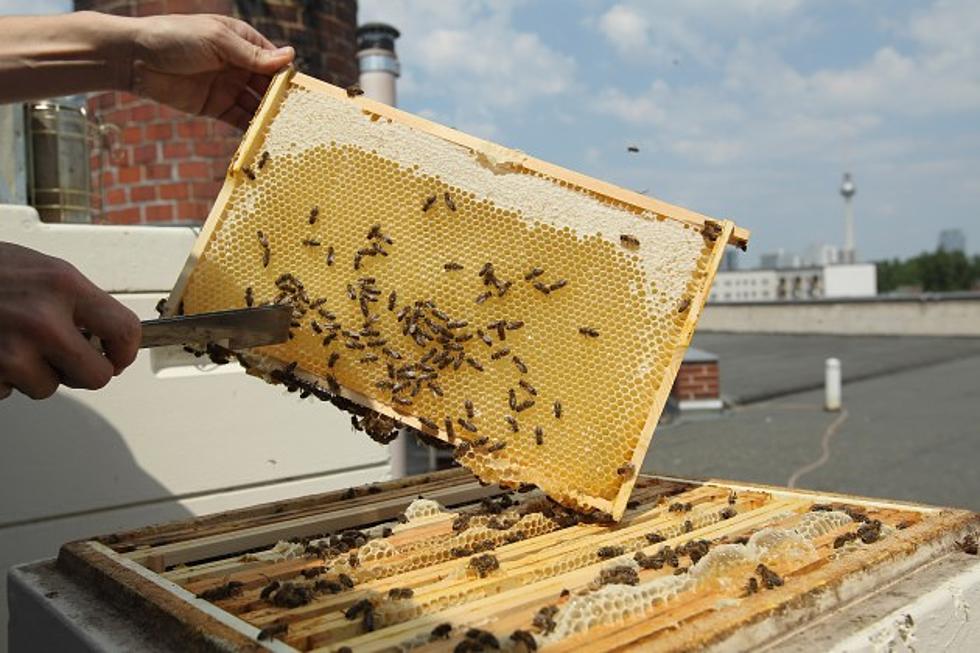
left=166, top=68, right=749, bottom=519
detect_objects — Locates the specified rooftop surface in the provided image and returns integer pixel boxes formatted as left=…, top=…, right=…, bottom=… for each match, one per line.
left=645, top=334, right=980, bottom=511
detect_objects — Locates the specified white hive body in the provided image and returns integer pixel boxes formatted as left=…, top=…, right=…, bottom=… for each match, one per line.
left=168, top=69, right=747, bottom=519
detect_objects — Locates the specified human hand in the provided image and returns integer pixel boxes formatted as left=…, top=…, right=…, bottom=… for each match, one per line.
left=129, top=13, right=295, bottom=129
left=0, top=243, right=141, bottom=400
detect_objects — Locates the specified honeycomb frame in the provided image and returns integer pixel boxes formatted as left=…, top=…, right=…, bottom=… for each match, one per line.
left=165, top=68, right=748, bottom=520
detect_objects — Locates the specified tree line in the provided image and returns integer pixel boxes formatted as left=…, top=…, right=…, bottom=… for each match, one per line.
left=876, top=249, right=980, bottom=293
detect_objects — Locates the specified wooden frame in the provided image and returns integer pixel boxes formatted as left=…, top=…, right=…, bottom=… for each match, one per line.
left=58, top=470, right=978, bottom=652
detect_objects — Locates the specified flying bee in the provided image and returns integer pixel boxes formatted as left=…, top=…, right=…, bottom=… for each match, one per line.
left=444, top=262, right=463, bottom=271
left=422, top=195, right=437, bottom=212
left=242, top=165, right=256, bottom=180
left=506, top=320, right=524, bottom=330
left=490, top=347, right=510, bottom=360
left=244, top=287, right=254, bottom=307
left=458, top=418, right=478, bottom=432
left=302, top=238, right=321, bottom=247
left=534, top=426, right=544, bottom=445
left=512, top=356, right=528, bottom=374
left=465, top=357, right=484, bottom=371
left=515, top=399, right=535, bottom=412
left=524, top=267, right=544, bottom=281
left=553, top=399, right=562, bottom=419
left=257, top=151, right=270, bottom=169
left=504, top=415, right=519, bottom=432
left=620, top=234, right=640, bottom=250
left=487, top=441, right=506, bottom=453
left=464, top=399, right=475, bottom=419
left=578, top=326, right=600, bottom=337
left=519, top=379, right=537, bottom=396
left=346, top=83, right=364, bottom=97
left=533, top=281, right=550, bottom=294
left=677, top=297, right=691, bottom=313
left=326, top=246, right=335, bottom=266
left=308, top=205, right=319, bottom=224
left=616, top=462, right=635, bottom=478
left=475, top=291, right=492, bottom=304
left=444, top=192, right=456, bottom=211
left=548, top=279, right=568, bottom=292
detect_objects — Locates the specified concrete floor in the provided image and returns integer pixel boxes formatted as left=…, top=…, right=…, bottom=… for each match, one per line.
left=645, top=350, right=980, bottom=511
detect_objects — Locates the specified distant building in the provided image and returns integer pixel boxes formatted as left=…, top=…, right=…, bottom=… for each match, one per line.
left=719, top=249, right=739, bottom=272
left=802, top=243, right=840, bottom=267
left=938, top=229, right=966, bottom=253
left=758, top=249, right=801, bottom=270
left=709, top=263, right=876, bottom=303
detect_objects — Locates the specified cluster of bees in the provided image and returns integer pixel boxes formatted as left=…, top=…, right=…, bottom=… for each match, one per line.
left=743, top=563, right=784, bottom=596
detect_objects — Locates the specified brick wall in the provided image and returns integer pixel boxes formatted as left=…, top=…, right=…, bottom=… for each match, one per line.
left=671, top=361, right=720, bottom=402
left=76, top=0, right=358, bottom=225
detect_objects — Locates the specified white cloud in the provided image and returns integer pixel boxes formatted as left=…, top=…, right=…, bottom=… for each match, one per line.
left=0, top=0, right=69, bottom=14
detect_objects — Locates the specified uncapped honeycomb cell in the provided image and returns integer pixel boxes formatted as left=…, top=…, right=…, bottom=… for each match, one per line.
left=171, top=72, right=742, bottom=518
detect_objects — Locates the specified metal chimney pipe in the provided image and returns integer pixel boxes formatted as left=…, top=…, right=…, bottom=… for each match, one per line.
left=356, top=23, right=400, bottom=106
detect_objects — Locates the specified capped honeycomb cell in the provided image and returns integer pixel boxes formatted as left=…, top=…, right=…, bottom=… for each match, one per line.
left=167, top=69, right=748, bottom=519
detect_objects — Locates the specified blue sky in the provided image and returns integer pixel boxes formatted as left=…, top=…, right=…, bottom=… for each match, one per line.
left=8, top=1, right=979, bottom=263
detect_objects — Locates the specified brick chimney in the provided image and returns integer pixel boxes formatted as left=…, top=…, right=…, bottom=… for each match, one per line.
left=75, top=0, right=358, bottom=225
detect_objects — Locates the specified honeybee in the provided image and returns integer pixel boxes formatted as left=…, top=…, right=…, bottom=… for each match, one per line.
left=444, top=192, right=456, bottom=211
left=515, top=399, right=535, bottom=412
left=345, top=341, right=365, bottom=350
left=512, top=356, right=528, bottom=374
left=444, top=262, right=464, bottom=271
left=446, top=320, right=469, bottom=329
left=616, top=462, right=635, bottom=478
left=427, top=381, right=444, bottom=397
left=578, top=326, right=600, bottom=337
left=257, top=151, right=270, bottom=169
left=534, top=426, right=544, bottom=445
left=743, top=577, right=759, bottom=596
left=375, top=380, right=394, bottom=390
left=475, top=291, right=492, bottom=304
left=465, top=357, right=484, bottom=371
left=478, top=262, right=494, bottom=278
left=548, top=279, right=568, bottom=292
left=620, top=234, right=640, bottom=249
left=508, top=388, right=518, bottom=410
left=430, top=623, right=453, bottom=641
left=524, top=268, right=544, bottom=281
left=506, top=320, right=524, bottom=330
left=326, top=246, right=335, bottom=266
left=302, top=238, right=321, bottom=247
left=487, top=441, right=506, bottom=452
left=242, top=166, right=256, bottom=180
left=464, top=399, right=475, bottom=418
left=627, top=145, right=640, bottom=153
left=393, top=396, right=413, bottom=406
left=366, top=338, right=387, bottom=347
left=346, top=83, right=364, bottom=97
left=308, top=205, right=319, bottom=224
left=257, top=621, right=288, bottom=641
left=422, top=195, right=437, bottom=212
left=553, top=399, right=562, bottom=419
left=728, top=491, right=737, bottom=505
left=519, top=379, right=537, bottom=396
left=533, top=281, right=550, bottom=294
left=504, top=416, right=519, bottom=432
left=382, top=347, right=402, bottom=360
left=476, top=329, right=493, bottom=347
left=256, top=230, right=271, bottom=267
left=244, top=287, right=254, bottom=307
left=677, top=297, right=691, bottom=313
left=418, top=416, right=438, bottom=431
left=457, top=418, right=478, bottom=432
left=495, top=280, right=513, bottom=297
left=702, top=220, right=722, bottom=242
left=322, top=333, right=338, bottom=346
left=491, top=347, right=510, bottom=360
left=359, top=354, right=379, bottom=364
left=444, top=417, right=456, bottom=441
left=310, top=320, right=322, bottom=334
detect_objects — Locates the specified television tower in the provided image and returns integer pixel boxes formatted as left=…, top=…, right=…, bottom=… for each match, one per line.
left=840, top=172, right=856, bottom=263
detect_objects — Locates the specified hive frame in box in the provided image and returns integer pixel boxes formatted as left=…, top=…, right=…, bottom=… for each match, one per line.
left=165, top=68, right=749, bottom=520
left=56, top=469, right=979, bottom=652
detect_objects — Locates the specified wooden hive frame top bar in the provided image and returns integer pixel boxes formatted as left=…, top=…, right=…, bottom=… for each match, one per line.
left=166, top=68, right=749, bottom=520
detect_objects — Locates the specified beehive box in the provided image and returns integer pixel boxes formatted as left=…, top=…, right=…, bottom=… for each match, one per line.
left=165, top=68, right=748, bottom=519
left=57, top=470, right=979, bottom=652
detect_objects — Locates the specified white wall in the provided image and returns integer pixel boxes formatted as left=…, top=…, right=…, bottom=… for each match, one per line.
left=824, top=263, right=877, bottom=298
left=0, top=207, right=392, bottom=651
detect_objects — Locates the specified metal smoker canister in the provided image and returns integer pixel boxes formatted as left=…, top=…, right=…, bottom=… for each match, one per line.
left=26, top=97, right=94, bottom=224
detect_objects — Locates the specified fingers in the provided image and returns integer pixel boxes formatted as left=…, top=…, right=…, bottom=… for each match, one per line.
left=235, top=88, right=261, bottom=115
left=215, top=15, right=276, bottom=50
left=247, top=73, right=272, bottom=97
left=218, top=104, right=253, bottom=130
left=0, top=349, right=60, bottom=400
left=73, top=284, right=141, bottom=376
left=44, top=327, right=115, bottom=391
left=0, top=383, right=11, bottom=400
left=216, top=26, right=294, bottom=75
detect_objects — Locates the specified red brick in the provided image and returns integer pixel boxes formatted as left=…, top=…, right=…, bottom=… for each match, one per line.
left=146, top=122, right=173, bottom=140
left=131, top=103, right=158, bottom=121
left=159, top=182, right=190, bottom=200
left=104, top=207, right=140, bottom=224
left=178, top=161, right=210, bottom=180
left=121, top=126, right=143, bottom=145
left=97, top=92, right=118, bottom=110
left=145, top=163, right=173, bottom=180
left=130, top=185, right=157, bottom=202
left=177, top=121, right=209, bottom=139
left=101, top=170, right=115, bottom=187
left=177, top=201, right=208, bottom=221
left=157, top=105, right=183, bottom=121
left=104, top=108, right=132, bottom=124
left=117, top=166, right=141, bottom=183
left=162, top=142, right=190, bottom=159
left=104, top=188, right=126, bottom=205
left=135, top=0, right=165, bottom=15
left=133, top=144, right=157, bottom=164
left=191, top=181, right=222, bottom=200
left=144, top=203, right=174, bottom=222
left=167, top=0, right=231, bottom=14
left=194, top=140, right=228, bottom=157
